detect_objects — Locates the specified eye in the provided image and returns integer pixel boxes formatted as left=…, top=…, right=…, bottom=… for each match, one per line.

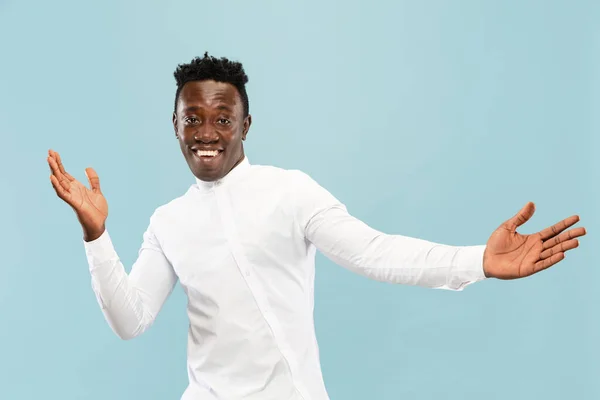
left=185, top=117, right=199, bottom=124
left=217, top=118, right=231, bottom=125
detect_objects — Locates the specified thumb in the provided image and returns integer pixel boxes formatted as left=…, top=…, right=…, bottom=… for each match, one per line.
left=505, top=201, right=535, bottom=231
left=85, top=167, right=102, bottom=193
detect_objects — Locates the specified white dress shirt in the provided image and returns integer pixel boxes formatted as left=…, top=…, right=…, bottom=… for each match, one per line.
left=83, top=157, right=487, bottom=400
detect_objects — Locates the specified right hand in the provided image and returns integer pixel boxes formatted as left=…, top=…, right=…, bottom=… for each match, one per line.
left=48, top=149, right=108, bottom=241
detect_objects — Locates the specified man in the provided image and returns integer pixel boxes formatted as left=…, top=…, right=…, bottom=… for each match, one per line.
left=48, top=53, right=586, bottom=400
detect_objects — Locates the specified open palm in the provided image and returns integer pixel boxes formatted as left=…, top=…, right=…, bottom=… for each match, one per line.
left=48, top=149, right=108, bottom=239
left=483, top=202, right=586, bottom=279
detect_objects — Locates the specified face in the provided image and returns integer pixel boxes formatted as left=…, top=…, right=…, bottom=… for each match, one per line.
left=173, top=80, right=251, bottom=182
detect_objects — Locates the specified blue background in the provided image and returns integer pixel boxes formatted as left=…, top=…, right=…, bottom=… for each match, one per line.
left=0, top=0, right=598, bottom=399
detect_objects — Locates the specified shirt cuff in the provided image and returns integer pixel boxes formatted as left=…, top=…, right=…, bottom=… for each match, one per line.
left=83, top=229, right=119, bottom=269
left=448, top=245, right=487, bottom=290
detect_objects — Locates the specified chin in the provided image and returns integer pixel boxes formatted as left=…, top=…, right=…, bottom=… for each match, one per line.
left=195, top=163, right=230, bottom=181
left=194, top=170, right=221, bottom=182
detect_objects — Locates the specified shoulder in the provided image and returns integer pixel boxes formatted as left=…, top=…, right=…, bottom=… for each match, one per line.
left=251, top=164, right=342, bottom=209
left=247, top=164, right=318, bottom=190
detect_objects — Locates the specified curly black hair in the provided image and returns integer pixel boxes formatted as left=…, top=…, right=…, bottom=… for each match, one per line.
left=173, top=52, right=249, bottom=117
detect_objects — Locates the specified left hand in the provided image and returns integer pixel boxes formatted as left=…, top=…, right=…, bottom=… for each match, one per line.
left=483, top=202, right=586, bottom=279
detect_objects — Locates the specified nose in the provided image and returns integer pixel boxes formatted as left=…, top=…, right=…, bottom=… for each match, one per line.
left=193, top=126, right=219, bottom=143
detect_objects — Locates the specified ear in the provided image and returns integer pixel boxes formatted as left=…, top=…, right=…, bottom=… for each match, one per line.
left=242, top=114, right=252, bottom=141
left=172, top=112, right=178, bottom=138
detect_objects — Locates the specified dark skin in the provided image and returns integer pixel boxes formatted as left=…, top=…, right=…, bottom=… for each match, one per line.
left=47, top=80, right=586, bottom=278
left=173, top=80, right=252, bottom=182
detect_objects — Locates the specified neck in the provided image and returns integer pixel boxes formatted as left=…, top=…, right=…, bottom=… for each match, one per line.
left=228, top=150, right=245, bottom=174
left=195, top=155, right=250, bottom=191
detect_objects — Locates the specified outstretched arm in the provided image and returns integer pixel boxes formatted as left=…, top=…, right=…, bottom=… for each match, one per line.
left=293, top=172, right=586, bottom=290
left=293, top=172, right=486, bottom=291
left=307, top=205, right=486, bottom=291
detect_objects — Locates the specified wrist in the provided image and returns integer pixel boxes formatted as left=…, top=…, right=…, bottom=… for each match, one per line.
left=83, top=225, right=105, bottom=242
left=483, top=248, right=492, bottom=278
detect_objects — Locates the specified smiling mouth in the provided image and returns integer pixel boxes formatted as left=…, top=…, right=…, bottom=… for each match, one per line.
left=192, top=149, right=224, bottom=159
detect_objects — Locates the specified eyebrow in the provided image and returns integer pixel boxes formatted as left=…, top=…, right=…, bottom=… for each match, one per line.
left=216, top=105, right=233, bottom=112
left=183, top=106, right=200, bottom=112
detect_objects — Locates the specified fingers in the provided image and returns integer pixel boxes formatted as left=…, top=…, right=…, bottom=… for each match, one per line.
left=48, top=150, right=64, bottom=179
left=85, top=167, right=101, bottom=193
left=542, top=226, right=587, bottom=250
left=48, top=150, right=74, bottom=181
left=48, top=154, right=71, bottom=192
left=538, top=215, right=581, bottom=241
left=540, top=238, right=579, bottom=260
left=534, top=252, right=565, bottom=272
left=53, top=150, right=74, bottom=182
left=505, top=202, right=535, bottom=231
left=532, top=224, right=585, bottom=273
left=49, top=174, right=71, bottom=203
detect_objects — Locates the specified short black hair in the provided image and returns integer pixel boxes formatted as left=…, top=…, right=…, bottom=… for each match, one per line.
left=173, top=52, right=249, bottom=117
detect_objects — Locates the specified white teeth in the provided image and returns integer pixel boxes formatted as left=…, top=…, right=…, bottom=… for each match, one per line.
left=195, top=150, right=219, bottom=157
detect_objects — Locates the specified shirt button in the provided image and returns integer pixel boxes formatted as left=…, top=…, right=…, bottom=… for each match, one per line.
left=245, top=270, right=251, bottom=277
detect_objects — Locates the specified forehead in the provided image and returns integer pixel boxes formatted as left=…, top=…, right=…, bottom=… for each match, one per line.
left=177, top=80, right=241, bottom=112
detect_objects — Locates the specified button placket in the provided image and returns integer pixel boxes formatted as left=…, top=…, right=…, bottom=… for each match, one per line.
left=213, top=186, right=307, bottom=399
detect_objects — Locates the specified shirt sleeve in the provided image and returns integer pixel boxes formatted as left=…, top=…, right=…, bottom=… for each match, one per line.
left=83, top=215, right=178, bottom=339
left=292, top=171, right=487, bottom=291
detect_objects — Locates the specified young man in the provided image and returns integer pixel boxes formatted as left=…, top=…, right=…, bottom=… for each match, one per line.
left=48, top=53, right=586, bottom=400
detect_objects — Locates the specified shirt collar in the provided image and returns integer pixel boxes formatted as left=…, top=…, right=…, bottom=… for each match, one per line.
left=194, top=156, right=251, bottom=192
